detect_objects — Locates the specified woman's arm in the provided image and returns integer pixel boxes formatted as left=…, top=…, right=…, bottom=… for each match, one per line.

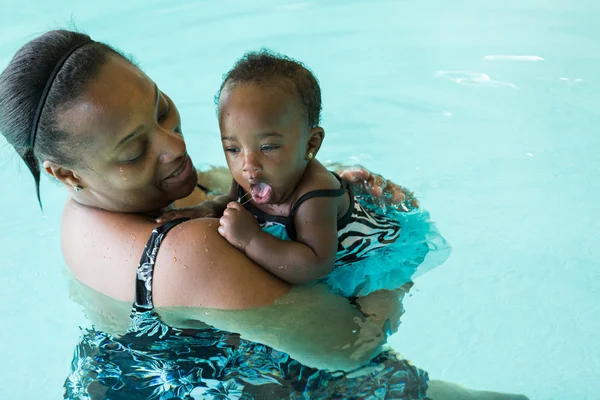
left=151, top=218, right=387, bottom=371
left=157, top=285, right=386, bottom=372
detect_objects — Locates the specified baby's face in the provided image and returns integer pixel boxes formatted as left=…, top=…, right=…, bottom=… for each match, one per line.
left=218, top=82, right=310, bottom=205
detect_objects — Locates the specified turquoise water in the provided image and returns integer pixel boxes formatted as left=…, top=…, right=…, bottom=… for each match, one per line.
left=1, top=1, right=599, bottom=399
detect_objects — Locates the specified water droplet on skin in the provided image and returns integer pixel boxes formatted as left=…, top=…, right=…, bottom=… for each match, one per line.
left=205, top=248, right=209, bottom=252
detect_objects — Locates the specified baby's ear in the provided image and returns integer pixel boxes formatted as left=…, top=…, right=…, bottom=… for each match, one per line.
left=306, top=126, right=325, bottom=158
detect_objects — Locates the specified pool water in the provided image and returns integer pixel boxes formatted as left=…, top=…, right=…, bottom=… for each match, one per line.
left=1, top=1, right=598, bottom=399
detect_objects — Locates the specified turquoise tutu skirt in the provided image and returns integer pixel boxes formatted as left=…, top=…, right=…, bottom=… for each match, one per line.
left=322, top=206, right=451, bottom=297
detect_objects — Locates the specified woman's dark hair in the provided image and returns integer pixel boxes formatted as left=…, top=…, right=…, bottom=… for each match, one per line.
left=0, top=30, right=131, bottom=208
left=216, top=49, right=322, bottom=129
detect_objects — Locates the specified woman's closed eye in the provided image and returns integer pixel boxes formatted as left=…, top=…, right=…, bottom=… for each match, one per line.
left=123, top=141, right=148, bottom=164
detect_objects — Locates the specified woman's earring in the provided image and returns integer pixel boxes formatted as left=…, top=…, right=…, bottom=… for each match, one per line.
left=73, top=185, right=83, bottom=192
left=307, top=153, right=314, bottom=160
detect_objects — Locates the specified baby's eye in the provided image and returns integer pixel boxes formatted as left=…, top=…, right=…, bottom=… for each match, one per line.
left=224, top=147, right=240, bottom=154
left=261, top=145, right=279, bottom=152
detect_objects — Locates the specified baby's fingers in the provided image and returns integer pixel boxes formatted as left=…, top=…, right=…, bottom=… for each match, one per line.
left=226, top=201, right=244, bottom=211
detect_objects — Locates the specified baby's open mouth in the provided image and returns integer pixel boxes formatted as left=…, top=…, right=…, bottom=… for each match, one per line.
left=250, top=182, right=272, bottom=204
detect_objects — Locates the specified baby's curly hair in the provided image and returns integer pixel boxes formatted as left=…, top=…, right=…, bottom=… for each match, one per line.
left=217, top=49, right=322, bottom=128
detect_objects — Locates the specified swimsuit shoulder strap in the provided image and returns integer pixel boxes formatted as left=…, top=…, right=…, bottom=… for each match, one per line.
left=238, top=182, right=290, bottom=226
left=287, top=172, right=348, bottom=240
left=134, top=217, right=191, bottom=311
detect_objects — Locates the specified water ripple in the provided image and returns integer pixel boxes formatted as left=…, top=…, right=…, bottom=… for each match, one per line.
left=435, top=70, right=517, bottom=88
left=483, top=55, right=544, bottom=61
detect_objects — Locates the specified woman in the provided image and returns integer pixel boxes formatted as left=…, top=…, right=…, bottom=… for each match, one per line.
left=0, top=30, right=527, bottom=399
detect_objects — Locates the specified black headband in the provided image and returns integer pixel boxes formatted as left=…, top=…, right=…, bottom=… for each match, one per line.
left=29, top=39, right=94, bottom=150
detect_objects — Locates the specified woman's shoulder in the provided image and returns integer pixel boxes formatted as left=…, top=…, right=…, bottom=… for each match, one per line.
left=62, top=201, right=288, bottom=310
left=152, top=217, right=289, bottom=310
left=62, top=199, right=160, bottom=301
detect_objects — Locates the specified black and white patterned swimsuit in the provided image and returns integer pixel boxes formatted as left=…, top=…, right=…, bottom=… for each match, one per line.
left=239, top=172, right=402, bottom=269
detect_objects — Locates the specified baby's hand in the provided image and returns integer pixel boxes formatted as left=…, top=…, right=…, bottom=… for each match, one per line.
left=156, top=202, right=220, bottom=223
left=218, top=202, right=260, bottom=251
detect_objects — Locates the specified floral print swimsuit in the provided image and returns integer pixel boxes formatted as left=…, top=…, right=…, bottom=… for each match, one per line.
left=64, top=218, right=430, bottom=399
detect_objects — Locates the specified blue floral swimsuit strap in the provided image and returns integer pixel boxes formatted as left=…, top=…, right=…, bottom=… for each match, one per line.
left=134, top=218, right=190, bottom=312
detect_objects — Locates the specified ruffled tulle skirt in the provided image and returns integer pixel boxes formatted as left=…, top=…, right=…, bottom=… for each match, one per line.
left=323, top=207, right=451, bottom=297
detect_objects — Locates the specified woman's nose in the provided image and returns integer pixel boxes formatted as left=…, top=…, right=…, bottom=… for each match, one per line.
left=156, top=128, right=186, bottom=164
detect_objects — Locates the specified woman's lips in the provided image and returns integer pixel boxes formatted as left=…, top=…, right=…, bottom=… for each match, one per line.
left=163, top=155, right=193, bottom=184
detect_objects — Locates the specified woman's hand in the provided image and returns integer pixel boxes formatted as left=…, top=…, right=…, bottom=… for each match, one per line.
left=354, top=282, right=414, bottom=336
left=335, top=166, right=418, bottom=212
left=156, top=201, right=220, bottom=223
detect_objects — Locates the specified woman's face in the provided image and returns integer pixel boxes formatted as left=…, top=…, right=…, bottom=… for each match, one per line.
left=50, top=55, right=198, bottom=213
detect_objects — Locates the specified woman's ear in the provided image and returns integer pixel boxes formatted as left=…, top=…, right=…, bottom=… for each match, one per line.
left=42, top=160, right=83, bottom=188
left=306, top=126, right=325, bottom=160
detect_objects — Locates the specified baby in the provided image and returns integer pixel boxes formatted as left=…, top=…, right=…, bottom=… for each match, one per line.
left=163, top=50, right=424, bottom=298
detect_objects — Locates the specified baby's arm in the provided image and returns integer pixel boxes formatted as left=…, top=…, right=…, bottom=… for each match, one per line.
left=218, top=196, right=340, bottom=284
